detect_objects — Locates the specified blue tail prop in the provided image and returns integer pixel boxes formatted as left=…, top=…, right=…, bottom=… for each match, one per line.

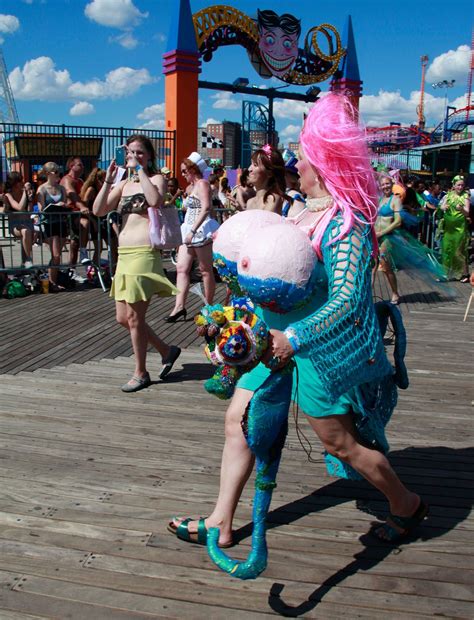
left=207, top=363, right=294, bottom=579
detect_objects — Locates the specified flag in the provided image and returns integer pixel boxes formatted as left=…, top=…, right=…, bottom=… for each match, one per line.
left=201, top=130, right=223, bottom=149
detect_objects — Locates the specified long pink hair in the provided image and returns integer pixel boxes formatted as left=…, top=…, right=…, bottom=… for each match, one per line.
left=300, top=93, right=378, bottom=258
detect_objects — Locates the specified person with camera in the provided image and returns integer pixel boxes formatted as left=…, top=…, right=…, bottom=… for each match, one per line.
left=3, top=172, right=35, bottom=269
left=93, top=134, right=181, bottom=392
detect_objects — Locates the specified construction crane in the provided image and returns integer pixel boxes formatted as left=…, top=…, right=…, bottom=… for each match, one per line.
left=466, top=29, right=473, bottom=122
left=416, top=55, right=429, bottom=130
left=0, top=47, right=19, bottom=123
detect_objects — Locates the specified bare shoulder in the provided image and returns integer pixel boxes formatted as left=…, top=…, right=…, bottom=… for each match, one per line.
left=246, top=196, right=257, bottom=209
left=195, top=178, right=209, bottom=190
left=149, top=172, right=166, bottom=187
left=60, top=175, right=74, bottom=190
left=264, top=193, right=283, bottom=212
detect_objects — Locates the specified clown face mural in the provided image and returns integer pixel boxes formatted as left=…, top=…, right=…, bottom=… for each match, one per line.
left=193, top=5, right=345, bottom=86
left=257, top=10, right=300, bottom=78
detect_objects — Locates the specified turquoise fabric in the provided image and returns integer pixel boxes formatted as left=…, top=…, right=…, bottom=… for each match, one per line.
left=237, top=258, right=359, bottom=417
left=288, top=218, right=393, bottom=403
left=238, top=216, right=398, bottom=480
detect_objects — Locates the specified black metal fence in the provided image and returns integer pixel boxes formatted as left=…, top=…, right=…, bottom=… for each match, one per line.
left=0, top=210, right=120, bottom=277
left=0, top=122, right=175, bottom=182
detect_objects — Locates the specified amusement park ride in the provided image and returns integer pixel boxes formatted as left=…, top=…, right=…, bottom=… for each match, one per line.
left=0, top=2, right=472, bottom=169
left=162, top=1, right=362, bottom=169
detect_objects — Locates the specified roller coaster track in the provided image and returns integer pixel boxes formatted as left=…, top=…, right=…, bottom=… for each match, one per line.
left=193, top=5, right=258, bottom=49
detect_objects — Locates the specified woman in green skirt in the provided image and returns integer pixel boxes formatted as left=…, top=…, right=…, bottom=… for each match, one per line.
left=438, top=175, right=470, bottom=282
left=93, top=134, right=181, bottom=392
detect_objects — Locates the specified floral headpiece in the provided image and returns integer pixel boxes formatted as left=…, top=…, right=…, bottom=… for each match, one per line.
left=452, top=174, right=464, bottom=185
left=261, top=144, right=272, bottom=156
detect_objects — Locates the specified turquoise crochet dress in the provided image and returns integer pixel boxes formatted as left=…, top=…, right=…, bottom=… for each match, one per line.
left=238, top=217, right=396, bottom=479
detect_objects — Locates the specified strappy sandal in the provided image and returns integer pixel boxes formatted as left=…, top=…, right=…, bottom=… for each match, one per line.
left=167, top=517, right=233, bottom=548
left=121, top=373, right=151, bottom=393
left=459, top=275, right=470, bottom=283
left=371, top=499, right=429, bottom=543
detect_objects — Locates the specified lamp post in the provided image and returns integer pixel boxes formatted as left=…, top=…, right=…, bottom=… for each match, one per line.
left=432, top=80, right=456, bottom=141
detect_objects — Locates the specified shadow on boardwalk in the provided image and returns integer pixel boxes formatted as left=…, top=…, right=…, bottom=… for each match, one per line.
left=237, top=445, right=473, bottom=616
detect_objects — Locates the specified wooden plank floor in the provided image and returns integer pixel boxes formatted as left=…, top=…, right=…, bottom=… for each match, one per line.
left=0, top=267, right=473, bottom=618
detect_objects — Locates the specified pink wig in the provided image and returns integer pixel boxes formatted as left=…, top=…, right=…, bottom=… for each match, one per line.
left=300, top=93, right=378, bottom=258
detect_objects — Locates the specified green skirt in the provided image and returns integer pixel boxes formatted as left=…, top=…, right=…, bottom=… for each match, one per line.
left=110, top=245, right=178, bottom=303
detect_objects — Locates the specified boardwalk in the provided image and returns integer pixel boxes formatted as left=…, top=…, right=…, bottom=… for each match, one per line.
left=0, top=267, right=473, bottom=618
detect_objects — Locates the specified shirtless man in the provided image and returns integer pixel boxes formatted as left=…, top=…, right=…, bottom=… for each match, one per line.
left=60, top=157, right=89, bottom=272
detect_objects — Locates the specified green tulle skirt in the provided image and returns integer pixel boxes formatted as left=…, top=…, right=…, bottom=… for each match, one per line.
left=110, top=246, right=178, bottom=303
left=440, top=212, right=470, bottom=279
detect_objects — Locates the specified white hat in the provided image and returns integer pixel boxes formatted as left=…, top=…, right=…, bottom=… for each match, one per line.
left=161, top=166, right=171, bottom=175
left=187, top=151, right=209, bottom=174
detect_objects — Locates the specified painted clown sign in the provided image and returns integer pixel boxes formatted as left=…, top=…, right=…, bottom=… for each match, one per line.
left=193, top=6, right=346, bottom=85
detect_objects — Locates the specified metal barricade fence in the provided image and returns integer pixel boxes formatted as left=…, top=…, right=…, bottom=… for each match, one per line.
left=0, top=209, right=120, bottom=275
left=0, top=122, right=175, bottom=184
left=419, top=210, right=440, bottom=251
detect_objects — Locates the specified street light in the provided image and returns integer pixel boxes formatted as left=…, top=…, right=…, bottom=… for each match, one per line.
left=432, top=80, right=456, bottom=141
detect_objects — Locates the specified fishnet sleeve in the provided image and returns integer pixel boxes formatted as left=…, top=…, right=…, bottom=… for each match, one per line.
left=286, top=219, right=371, bottom=349
left=285, top=218, right=391, bottom=402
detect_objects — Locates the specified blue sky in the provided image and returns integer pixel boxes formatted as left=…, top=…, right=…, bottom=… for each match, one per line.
left=1, top=0, right=472, bottom=145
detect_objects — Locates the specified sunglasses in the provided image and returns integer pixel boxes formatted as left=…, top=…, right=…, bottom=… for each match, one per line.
left=180, top=168, right=189, bottom=173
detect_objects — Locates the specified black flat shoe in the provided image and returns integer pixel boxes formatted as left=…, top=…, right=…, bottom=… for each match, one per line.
left=164, top=308, right=187, bottom=323
left=159, top=346, right=181, bottom=380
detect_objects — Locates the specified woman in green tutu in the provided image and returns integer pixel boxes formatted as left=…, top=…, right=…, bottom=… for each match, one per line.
left=438, top=175, right=470, bottom=282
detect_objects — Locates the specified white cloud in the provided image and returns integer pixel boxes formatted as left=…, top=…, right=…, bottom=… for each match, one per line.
left=10, top=56, right=155, bottom=101
left=426, top=45, right=470, bottom=83
left=0, top=14, right=20, bottom=42
left=273, top=99, right=312, bottom=120
left=153, top=32, right=167, bottom=44
left=451, top=94, right=473, bottom=109
left=109, top=32, right=138, bottom=49
left=69, top=67, right=155, bottom=99
left=211, top=92, right=241, bottom=110
left=70, top=101, right=95, bottom=116
left=9, top=56, right=72, bottom=101
left=136, top=102, right=165, bottom=129
left=359, top=89, right=454, bottom=127
left=204, top=117, right=220, bottom=126
left=278, top=123, right=302, bottom=144
left=0, top=14, right=20, bottom=34
left=84, top=0, right=147, bottom=29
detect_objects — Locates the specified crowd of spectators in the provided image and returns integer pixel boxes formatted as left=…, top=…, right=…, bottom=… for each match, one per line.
left=0, top=151, right=473, bottom=296
left=0, top=157, right=120, bottom=290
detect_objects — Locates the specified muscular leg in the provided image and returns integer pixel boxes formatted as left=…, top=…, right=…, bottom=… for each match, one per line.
left=195, top=243, right=216, bottom=304
left=307, top=413, right=419, bottom=519
left=171, top=388, right=254, bottom=546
